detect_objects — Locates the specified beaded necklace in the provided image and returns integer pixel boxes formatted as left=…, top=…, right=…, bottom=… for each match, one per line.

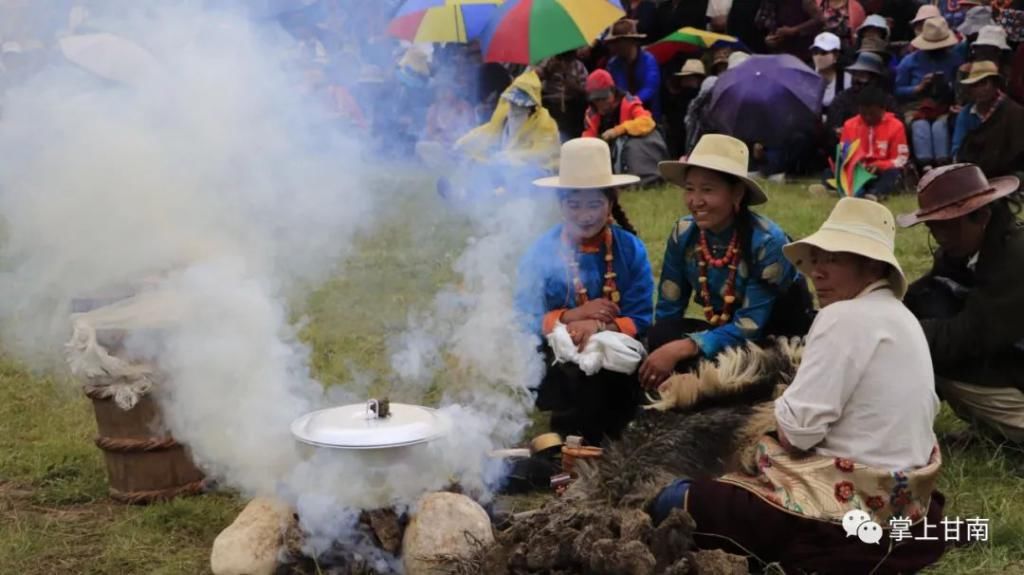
left=561, top=224, right=620, bottom=306
left=697, top=229, right=741, bottom=326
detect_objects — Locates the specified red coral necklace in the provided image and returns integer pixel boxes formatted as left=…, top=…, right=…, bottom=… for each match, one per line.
left=562, top=224, right=620, bottom=306
left=697, top=229, right=741, bottom=326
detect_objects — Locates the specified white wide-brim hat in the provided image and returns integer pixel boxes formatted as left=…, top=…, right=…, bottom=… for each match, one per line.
left=658, top=134, right=768, bottom=206
left=534, top=138, right=640, bottom=189
left=783, top=198, right=907, bottom=298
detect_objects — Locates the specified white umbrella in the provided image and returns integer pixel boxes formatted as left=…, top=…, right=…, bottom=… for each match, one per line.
left=58, top=32, right=160, bottom=86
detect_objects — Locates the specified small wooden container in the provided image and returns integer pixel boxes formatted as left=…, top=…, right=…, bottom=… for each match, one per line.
left=89, top=392, right=205, bottom=504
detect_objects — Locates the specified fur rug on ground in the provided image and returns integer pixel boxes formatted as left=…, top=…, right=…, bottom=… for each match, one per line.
left=462, top=337, right=805, bottom=575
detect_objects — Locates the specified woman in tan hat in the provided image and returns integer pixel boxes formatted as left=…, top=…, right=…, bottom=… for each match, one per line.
left=516, top=138, right=654, bottom=444
left=638, top=134, right=810, bottom=388
left=649, top=198, right=946, bottom=573
left=951, top=60, right=1024, bottom=177
left=900, top=164, right=1024, bottom=443
left=895, top=16, right=965, bottom=169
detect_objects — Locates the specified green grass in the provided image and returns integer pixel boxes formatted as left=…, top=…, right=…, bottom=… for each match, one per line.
left=1, top=180, right=1022, bottom=574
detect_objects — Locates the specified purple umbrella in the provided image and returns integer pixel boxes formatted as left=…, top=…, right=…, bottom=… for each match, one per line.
left=707, top=54, right=825, bottom=146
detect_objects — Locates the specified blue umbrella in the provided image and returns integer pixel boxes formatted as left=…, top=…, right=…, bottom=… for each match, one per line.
left=707, top=54, right=825, bottom=146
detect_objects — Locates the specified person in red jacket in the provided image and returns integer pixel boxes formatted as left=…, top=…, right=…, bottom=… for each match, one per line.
left=583, top=69, right=668, bottom=186
left=839, top=85, right=910, bottom=199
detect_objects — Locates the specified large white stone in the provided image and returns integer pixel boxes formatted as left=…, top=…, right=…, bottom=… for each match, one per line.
left=402, top=492, right=494, bottom=575
left=211, top=497, right=294, bottom=575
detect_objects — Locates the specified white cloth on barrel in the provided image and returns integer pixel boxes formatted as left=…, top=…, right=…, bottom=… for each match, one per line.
left=66, top=288, right=186, bottom=409
left=546, top=322, right=646, bottom=376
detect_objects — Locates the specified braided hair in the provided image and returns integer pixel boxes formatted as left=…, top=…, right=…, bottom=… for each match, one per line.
left=604, top=188, right=639, bottom=235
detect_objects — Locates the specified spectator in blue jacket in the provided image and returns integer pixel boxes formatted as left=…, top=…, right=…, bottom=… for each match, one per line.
left=895, top=17, right=964, bottom=168
left=605, top=19, right=662, bottom=119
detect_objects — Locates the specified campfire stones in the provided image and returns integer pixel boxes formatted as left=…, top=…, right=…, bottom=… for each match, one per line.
left=211, top=497, right=296, bottom=575
left=402, top=492, right=494, bottom=575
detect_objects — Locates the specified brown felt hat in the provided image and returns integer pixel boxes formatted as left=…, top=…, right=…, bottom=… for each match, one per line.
left=897, top=164, right=1020, bottom=227
left=605, top=19, right=647, bottom=42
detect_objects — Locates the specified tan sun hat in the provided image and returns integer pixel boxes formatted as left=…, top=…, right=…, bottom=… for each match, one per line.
left=912, top=4, right=942, bottom=24
left=783, top=198, right=907, bottom=298
left=912, top=17, right=959, bottom=51
left=675, top=58, right=706, bottom=77
left=534, top=138, right=640, bottom=189
left=658, top=134, right=768, bottom=205
left=960, top=60, right=1001, bottom=85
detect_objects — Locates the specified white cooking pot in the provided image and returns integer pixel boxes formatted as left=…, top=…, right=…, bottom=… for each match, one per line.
left=290, top=399, right=450, bottom=469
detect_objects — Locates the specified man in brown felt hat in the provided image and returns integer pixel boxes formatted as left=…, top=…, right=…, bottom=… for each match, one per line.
left=605, top=19, right=661, bottom=119
left=900, top=163, right=1024, bottom=444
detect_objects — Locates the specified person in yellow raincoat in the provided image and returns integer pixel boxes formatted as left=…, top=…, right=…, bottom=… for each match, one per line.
left=452, top=70, right=561, bottom=189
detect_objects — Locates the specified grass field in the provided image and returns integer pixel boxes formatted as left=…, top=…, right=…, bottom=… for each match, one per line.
left=2, top=180, right=1023, bottom=575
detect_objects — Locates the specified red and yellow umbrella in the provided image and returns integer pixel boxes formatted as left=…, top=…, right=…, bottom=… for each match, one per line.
left=478, top=0, right=625, bottom=64
left=647, top=27, right=744, bottom=65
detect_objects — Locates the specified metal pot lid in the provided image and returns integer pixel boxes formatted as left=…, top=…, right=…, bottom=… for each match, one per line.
left=290, top=399, right=446, bottom=450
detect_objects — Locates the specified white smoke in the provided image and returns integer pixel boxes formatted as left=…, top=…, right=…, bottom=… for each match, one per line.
left=0, top=0, right=555, bottom=560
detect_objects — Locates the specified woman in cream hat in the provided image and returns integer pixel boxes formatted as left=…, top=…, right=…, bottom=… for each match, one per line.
left=648, top=198, right=946, bottom=573
left=516, top=138, right=654, bottom=444
left=638, top=134, right=811, bottom=388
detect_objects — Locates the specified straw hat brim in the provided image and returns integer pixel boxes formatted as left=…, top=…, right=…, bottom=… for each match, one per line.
left=533, top=174, right=641, bottom=189
left=783, top=231, right=908, bottom=298
left=658, top=159, right=768, bottom=206
left=960, top=70, right=1001, bottom=85
left=896, top=176, right=1021, bottom=227
left=911, top=34, right=959, bottom=51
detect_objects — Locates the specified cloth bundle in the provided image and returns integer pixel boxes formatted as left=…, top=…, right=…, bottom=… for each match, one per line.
left=65, top=288, right=185, bottom=410
left=546, top=322, right=646, bottom=376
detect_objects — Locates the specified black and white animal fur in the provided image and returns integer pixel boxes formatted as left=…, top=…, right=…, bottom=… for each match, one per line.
left=567, top=337, right=805, bottom=511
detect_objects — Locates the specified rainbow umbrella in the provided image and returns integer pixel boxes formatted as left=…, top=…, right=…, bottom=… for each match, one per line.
left=647, top=27, right=744, bottom=65
left=387, top=0, right=503, bottom=43
left=478, top=0, right=625, bottom=64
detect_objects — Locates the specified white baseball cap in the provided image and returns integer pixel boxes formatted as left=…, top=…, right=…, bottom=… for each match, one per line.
left=811, top=32, right=842, bottom=53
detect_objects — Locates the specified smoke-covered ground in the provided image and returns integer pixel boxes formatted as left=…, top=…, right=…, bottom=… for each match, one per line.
left=0, top=0, right=554, bottom=562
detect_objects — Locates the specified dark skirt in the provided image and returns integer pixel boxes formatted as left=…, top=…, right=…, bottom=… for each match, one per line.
left=685, top=479, right=948, bottom=574
left=534, top=344, right=641, bottom=446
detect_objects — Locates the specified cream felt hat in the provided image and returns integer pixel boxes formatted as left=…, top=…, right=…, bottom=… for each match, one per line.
left=959, top=60, right=1001, bottom=85
left=533, top=138, right=640, bottom=189
left=975, top=25, right=1010, bottom=50
left=783, top=198, right=908, bottom=298
left=676, top=58, right=707, bottom=77
left=912, top=17, right=959, bottom=51
left=911, top=4, right=942, bottom=25
left=658, top=134, right=768, bottom=205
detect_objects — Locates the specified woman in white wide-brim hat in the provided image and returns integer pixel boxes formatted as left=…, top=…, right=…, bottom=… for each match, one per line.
left=515, top=138, right=654, bottom=445
left=649, top=198, right=946, bottom=573
left=639, top=134, right=811, bottom=389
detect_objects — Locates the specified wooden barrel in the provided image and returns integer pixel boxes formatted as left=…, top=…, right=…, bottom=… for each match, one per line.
left=88, top=391, right=205, bottom=504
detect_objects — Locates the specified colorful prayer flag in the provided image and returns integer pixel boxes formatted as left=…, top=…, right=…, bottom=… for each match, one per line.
left=828, top=140, right=876, bottom=198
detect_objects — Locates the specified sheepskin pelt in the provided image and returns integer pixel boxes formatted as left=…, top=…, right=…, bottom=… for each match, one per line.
left=470, top=337, right=806, bottom=575
left=570, top=336, right=805, bottom=509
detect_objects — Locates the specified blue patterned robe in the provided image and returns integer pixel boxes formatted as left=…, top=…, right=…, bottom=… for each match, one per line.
left=516, top=224, right=655, bottom=338
left=655, top=213, right=799, bottom=357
